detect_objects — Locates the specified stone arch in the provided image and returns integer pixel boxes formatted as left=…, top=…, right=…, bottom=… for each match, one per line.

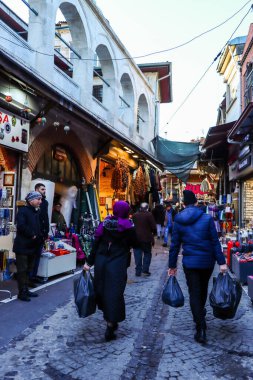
left=54, top=1, right=90, bottom=83
left=93, top=43, right=116, bottom=109
left=137, top=94, right=149, bottom=135
left=119, top=73, right=135, bottom=129
left=28, top=128, right=92, bottom=183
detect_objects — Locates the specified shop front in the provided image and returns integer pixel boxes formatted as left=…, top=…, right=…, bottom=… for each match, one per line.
left=0, top=107, right=30, bottom=295
left=97, top=141, right=162, bottom=217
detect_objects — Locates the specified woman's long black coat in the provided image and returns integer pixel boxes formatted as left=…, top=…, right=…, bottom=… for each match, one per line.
left=87, top=226, right=138, bottom=323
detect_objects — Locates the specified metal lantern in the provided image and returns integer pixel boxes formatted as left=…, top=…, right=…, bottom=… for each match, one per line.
left=5, top=95, right=12, bottom=102
left=36, top=117, right=42, bottom=124
left=53, top=121, right=60, bottom=130
left=41, top=116, right=47, bottom=125
left=64, top=124, right=70, bottom=134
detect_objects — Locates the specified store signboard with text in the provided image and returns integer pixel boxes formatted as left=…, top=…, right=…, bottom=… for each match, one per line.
left=0, top=108, right=29, bottom=152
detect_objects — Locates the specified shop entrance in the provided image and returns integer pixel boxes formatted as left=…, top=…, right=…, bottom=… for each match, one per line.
left=32, top=145, right=81, bottom=229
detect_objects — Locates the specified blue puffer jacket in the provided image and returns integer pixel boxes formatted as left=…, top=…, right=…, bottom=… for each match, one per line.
left=169, top=205, right=225, bottom=269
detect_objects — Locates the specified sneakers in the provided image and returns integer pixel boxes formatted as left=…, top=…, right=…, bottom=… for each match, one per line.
left=142, top=271, right=151, bottom=276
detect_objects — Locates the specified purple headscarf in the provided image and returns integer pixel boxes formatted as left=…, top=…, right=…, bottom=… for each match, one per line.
left=95, top=201, right=133, bottom=238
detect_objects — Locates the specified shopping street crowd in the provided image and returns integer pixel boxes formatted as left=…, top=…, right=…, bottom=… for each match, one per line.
left=8, top=187, right=253, bottom=379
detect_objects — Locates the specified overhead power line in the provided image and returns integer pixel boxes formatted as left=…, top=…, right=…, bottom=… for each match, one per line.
left=161, top=4, right=253, bottom=133
left=0, top=1, right=251, bottom=61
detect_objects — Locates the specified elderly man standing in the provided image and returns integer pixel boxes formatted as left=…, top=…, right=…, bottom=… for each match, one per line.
left=13, top=191, right=43, bottom=301
left=133, top=203, right=156, bottom=277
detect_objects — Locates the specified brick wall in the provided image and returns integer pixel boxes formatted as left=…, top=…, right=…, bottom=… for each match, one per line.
left=28, top=129, right=93, bottom=183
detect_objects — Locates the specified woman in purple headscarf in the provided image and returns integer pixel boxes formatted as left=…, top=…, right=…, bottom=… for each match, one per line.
left=83, top=201, right=138, bottom=341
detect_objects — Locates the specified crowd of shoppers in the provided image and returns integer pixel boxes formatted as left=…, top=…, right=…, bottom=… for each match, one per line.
left=13, top=185, right=228, bottom=345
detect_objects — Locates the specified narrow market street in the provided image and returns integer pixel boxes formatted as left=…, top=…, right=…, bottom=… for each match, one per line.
left=0, top=242, right=253, bottom=380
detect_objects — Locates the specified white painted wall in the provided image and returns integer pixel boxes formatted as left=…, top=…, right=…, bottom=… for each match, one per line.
left=0, top=0, right=157, bottom=153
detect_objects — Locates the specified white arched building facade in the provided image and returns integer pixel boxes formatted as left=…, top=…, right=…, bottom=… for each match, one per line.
left=0, top=0, right=172, bottom=201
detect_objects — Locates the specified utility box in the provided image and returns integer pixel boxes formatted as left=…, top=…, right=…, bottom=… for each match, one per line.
left=232, top=254, right=253, bottom=284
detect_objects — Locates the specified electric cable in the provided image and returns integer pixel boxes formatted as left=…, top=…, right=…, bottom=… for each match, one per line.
left=0, top=1, right=251, bottom=61
left=161, top=4, right=252, bottom=133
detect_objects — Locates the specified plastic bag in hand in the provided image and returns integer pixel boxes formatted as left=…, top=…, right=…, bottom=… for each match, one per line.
left=74, top=271, right=96, bottom=318
left=209, top=272, right=242, bottom=320
left=162, top=276, right=184, bottom=307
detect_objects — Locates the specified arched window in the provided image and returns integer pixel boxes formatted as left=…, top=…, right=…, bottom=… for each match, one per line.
left=119, top=73, right=134, bottom=128
left=33, top=145, right=80, bottom=186
left=137, top=94, right=149, bottom=135
left=54, top=3, right=88, bottom=81
left=93, top=44, right=115, bottom=109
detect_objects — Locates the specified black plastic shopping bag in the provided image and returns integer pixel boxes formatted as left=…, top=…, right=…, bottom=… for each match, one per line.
left=162, top=276, right=184, bottom=308
left=74, top=271, right=96, bottom=318
left=209, top=272, right=242, bottom=320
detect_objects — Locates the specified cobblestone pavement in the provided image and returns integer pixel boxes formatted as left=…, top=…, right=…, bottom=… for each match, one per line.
left=0, top=242, right=253, bottom=380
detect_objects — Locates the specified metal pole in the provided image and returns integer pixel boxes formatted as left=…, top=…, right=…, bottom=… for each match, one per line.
left=21, top=0, right=38, bottom=16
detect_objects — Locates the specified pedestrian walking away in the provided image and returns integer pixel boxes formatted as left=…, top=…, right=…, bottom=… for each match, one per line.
left=13, top=191, right=43, bottom=301
left=133, top=202, right=156, bottom=277
left=29, top=183, right=50, bottom=287
left=152, top=202, right=165, bottom=240
left=163, top=202, right=176, bottom=247
left=168, top=190, right=227, bottom=344
left=83, top=201, right=138, bottom=342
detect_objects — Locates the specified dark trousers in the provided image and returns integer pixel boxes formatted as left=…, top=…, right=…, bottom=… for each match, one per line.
left=183, top=266, right=213, bottom=328
left=134, top=242, right=152, bottom=274
left=30, top=245, right=43, bottom=279
left=16, top=254, right=36, bottom=292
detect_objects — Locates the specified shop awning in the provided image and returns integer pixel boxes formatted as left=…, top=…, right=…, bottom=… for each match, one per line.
left=227, top=102, right=253, bottom=142
left=201, top=121, right=235, bottom=162
left=152, top=136, right=200, bottom=183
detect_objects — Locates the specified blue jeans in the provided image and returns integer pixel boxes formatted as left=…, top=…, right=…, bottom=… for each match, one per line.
left=134, top=242, right=152, bottom=274
left=164, top=225, right=172, bottom=244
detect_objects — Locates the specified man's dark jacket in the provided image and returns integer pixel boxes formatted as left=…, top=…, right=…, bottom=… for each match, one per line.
left=152, top=204, right=165, bottom=225
left=40, top=196, right=49, bottom=239
left=169, top=205, right=225, bottom=269
left=13, top=205, right=43, bottom=255
left=133, top=210, right=156, bottom=243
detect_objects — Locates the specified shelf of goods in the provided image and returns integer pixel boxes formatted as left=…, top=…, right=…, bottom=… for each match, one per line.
left=37, top=242, right=76, bottom=282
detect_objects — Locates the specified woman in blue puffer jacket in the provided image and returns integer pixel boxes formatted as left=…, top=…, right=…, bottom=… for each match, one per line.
left=168, top=190, right=227, bottom=344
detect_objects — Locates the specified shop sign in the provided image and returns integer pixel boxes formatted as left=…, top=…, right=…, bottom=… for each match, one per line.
left=53, top=146, right=67, bottom=162
left=238, top=155, right=251, bottom=171
left=239, top=145, right=250, bottom=159
left=0, top=108, right=29, bottom=152
left=229, top=161, right=238, bottom=181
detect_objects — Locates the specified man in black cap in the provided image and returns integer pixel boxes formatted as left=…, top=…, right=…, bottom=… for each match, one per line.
left=13, top=191, right=43, bottom=301
left=29, top=183, right=49, bottom=285
left=167, top=190, right=227, bottom=344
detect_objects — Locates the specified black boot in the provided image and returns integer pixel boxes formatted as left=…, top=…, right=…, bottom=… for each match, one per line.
left=105, top=325, right=117, bottom=342
left=18, top=288, right=31, bottom=302
left=26, top=290, right=38, bottom=298
left=194, top=326, right=207, bottom=344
